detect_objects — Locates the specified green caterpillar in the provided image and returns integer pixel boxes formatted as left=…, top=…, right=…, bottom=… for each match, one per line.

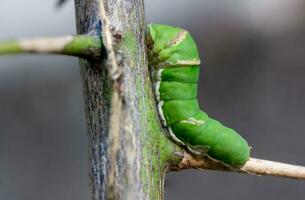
left=147, top=24, right=250, bottom=166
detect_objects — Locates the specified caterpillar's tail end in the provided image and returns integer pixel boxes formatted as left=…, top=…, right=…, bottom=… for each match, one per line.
left=208, top=129, right=251, bottom=166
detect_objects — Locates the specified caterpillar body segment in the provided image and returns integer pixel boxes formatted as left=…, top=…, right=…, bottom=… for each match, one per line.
left=148, top=24, right=250, bottom=166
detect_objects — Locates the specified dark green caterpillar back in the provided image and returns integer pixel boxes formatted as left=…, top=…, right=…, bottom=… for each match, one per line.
left=148, top=24, right=250, bottom=166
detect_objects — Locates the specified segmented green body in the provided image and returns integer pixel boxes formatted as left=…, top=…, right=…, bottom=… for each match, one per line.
left=148, top=24, right=250, bottom=166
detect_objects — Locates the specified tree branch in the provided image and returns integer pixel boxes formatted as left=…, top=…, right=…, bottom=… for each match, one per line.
left=0, top=35, right=102, bottom=60
left=75, top=0, right=173, bottom=199
left=169, top=151, right=305, bottom=180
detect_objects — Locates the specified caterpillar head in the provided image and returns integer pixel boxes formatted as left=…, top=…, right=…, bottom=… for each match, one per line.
left=147, top=24, right=201, bottom=68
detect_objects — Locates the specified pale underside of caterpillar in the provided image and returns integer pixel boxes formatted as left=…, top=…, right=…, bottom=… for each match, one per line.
left=147, top=24, right=250, bottom=166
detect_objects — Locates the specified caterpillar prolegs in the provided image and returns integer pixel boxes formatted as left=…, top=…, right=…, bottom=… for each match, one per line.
left=147, top=24, right=250, bottom=166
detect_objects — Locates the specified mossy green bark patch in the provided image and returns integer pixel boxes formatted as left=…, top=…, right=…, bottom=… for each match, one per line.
left=121, top=32, right=137, bottom=61
left=134, top=67, right=175, bottom=199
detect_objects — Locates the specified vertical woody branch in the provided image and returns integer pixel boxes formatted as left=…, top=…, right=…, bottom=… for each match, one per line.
left=74, top=0, right=175, bottom=199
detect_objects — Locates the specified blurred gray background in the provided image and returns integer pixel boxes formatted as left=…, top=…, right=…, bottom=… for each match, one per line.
left=0, top=0, right=305, bottom=199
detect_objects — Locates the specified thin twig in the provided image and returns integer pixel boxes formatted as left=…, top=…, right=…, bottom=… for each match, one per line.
left=240, top=158, right=305, bottom=179
left=0, top=35, right=102, bottom=60
left=170, top=152, right=305, bottom=180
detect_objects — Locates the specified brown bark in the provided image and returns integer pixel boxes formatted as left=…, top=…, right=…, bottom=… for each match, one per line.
left=74, top=0, right=174, bottom=199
